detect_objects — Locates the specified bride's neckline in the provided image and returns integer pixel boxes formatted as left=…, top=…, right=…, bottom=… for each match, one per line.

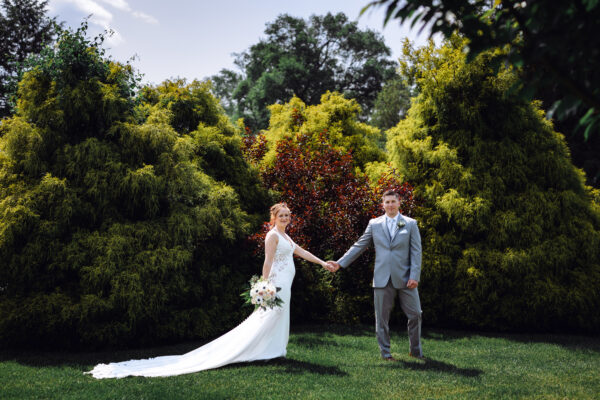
left=272, top=229, right=293, bottom=247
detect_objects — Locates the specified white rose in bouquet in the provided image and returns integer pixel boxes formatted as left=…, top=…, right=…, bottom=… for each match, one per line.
left=242, top=275, right=284, bottom=311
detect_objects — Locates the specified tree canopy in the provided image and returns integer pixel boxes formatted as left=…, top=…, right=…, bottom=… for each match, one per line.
left=369, top=74, right=411, bottom=130
left=364, top=0, right=600, bottom=142
left=211, top=12, right=396, bottom=131
left=0, top=0, right=59, bottom=118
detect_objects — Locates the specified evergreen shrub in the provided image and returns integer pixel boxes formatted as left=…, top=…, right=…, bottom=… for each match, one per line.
left=387, top=38, right=600, bottom=332
left=261, top=92, right=386, bottom=171
left=0, top=26, right=269, bottom=348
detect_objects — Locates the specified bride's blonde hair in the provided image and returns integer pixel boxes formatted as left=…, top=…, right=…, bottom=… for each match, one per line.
left=269, top=202, right=290, bottom=226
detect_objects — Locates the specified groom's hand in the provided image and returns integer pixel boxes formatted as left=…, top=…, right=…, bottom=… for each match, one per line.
left=326, top=261, right=340, bottom=272
left=407, top=279, right=418, bottom=289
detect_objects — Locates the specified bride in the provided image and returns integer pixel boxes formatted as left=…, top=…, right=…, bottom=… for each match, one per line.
left=86, top=202, right=333, bottom=378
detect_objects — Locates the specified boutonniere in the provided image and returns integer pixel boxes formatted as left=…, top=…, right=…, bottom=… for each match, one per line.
left=397, top=220, right=405, bottom=229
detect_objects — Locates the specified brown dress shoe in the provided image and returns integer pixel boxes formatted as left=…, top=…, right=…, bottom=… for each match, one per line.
left=383, top=356, right=397, bottom=361
left=408, top=353, right=425, bottom=359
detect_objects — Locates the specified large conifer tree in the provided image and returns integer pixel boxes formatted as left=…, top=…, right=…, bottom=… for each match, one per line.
left=0, top=25, right=269, bottom=348
left=387, top=38, right=600, bottom=332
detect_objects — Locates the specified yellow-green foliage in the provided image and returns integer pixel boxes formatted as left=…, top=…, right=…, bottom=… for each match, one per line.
left=262, top=92, right=385, bottom=170
left=139, top=79, right=271, bottom=224
left=0, top=29, right=270, bottom=348
left=387, top=38, right=600, bottom=332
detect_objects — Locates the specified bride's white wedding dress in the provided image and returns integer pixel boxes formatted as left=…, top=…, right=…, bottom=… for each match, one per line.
left=86, top=231, right=295, bottom=378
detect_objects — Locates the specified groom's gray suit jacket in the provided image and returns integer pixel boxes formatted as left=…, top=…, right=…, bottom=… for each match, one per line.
left=337, top=214, right=422, bottom=288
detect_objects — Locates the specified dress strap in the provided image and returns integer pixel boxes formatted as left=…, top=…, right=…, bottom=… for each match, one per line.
left=273, top=229, right=294, bottom=248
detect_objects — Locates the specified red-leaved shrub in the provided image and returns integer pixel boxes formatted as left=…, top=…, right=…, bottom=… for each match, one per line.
left=246, top=131, right=418, bottom=323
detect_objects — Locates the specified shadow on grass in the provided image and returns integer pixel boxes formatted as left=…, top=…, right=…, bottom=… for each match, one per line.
left=421, top=329, right=600, bottom=354
left=289, top=336, right=341, bottom=348
left=222, top=357, right=348, bottom=376
left=388, top=357, right=482, bottom=378
left=289, top=335, right=369, bottom=351
left=1, top=344, right=348, bottom=377
left=289, top=324, right=374, bottom=350
left=0, top=340, right=210, bottom=368
left=0, top=324, right=370, bottom=368
left=4, top=324, right=598, bottom=372
left=292, top=324, right=373, bottom=337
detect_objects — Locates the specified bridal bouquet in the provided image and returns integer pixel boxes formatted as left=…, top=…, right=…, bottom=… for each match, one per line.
left=241, top=275, right=283, bottom=311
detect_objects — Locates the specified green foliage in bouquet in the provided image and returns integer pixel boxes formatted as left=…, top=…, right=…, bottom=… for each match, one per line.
left=386, top=37, right=600, bottom=332
left=0, top=24, right=270, bottom=348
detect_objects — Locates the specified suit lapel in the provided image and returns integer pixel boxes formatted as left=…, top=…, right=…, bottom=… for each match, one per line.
left=390, top=215, right=406, bottom=244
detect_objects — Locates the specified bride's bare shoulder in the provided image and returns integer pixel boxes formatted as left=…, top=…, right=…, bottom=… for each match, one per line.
left=265, top=230, right=279, bottom=243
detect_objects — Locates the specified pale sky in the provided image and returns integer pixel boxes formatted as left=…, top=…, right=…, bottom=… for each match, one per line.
left=48, top=0, right=436, bottom=85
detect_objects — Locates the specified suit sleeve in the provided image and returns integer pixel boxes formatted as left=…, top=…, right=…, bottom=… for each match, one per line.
left=408, top=220, right=422, bottom=281
left=337, top=220, right=374, bottom=268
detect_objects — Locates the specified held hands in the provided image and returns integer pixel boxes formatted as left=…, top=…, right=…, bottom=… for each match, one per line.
left=320, top=261, right=339, bottom=273
left=322, top=261, right=336, bottom=273
left=322, top=261, right=416, bottom=285
left=325, top=261, right=340, bottom=273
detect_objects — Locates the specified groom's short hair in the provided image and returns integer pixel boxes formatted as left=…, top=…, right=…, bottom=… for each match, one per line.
left=382, top=190, right=399, bottom=199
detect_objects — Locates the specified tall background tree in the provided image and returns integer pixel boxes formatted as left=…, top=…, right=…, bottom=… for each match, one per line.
left=211, top=12, right=397, bottom=131
left=0, top=0, right=59, bottom=118
left=386, top=37, right=600, bottom=332
left=364, top=0, right=600, bottom=186
left=369, top=74, right=411, bottom=130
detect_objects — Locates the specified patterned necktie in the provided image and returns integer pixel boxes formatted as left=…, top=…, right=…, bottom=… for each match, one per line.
left=388, top=218, right=395, bottom=238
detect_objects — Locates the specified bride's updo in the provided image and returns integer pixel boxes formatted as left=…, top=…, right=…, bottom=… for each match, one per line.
left=270, top=202, right=289, bottom=226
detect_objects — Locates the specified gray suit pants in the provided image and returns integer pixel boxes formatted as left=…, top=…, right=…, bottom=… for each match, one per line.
left=374, top=279, right=423, bottom=358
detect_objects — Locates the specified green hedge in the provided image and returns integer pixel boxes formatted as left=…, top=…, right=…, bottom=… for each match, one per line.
left=386, top=38, right=600, bottom=332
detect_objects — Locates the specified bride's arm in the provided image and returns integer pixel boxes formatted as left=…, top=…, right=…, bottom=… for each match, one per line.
left=262, top=232, right=278, bottom=279
left=293, top=245, right=329, bottom=269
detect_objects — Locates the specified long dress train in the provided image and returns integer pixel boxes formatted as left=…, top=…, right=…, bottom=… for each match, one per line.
left=86, top=231, right=296, bottom=378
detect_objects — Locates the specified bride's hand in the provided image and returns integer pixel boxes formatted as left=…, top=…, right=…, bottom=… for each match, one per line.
left=321, top=261, right=331, bottom=271
left=326, top=261, right=340, bottom=272
left=321, top=261, right=338, bottom=273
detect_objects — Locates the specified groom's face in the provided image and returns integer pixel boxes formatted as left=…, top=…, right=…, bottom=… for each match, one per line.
left=382, top=195, right=400, bottom=217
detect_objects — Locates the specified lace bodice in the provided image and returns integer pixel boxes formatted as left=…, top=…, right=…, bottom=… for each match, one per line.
left=268, top=230, right=296, bottom=284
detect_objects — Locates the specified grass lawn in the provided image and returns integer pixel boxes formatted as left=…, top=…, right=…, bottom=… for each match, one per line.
left=1, top=324, right=599, bottom=399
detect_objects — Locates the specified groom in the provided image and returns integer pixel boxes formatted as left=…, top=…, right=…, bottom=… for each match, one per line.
left=328, top=190, right=423, bottom=360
